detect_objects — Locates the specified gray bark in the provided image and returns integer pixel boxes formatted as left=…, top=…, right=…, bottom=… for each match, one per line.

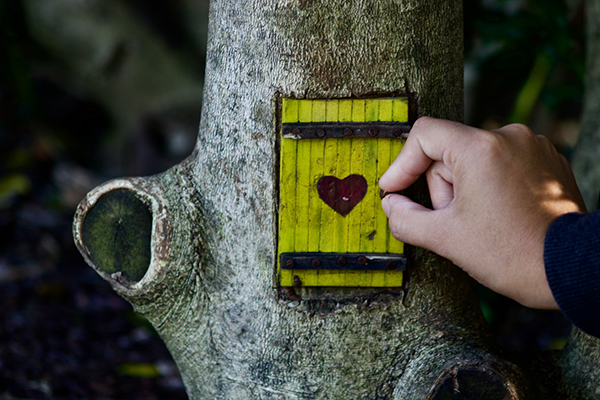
left=73, top=0, right=599, bottom=398
left=572, top=0, right=600, bottom=210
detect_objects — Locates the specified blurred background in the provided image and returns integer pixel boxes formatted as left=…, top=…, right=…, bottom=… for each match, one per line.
left=0, top=0, right=585, bottom=398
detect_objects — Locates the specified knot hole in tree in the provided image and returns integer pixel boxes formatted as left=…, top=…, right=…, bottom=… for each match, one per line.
left=427, top=364, right=518, bottom=400
left=81, top=189, right=153, bottom=285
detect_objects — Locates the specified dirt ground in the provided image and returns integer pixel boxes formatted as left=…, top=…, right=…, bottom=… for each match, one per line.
left=0, top=204, right=188, bottom=399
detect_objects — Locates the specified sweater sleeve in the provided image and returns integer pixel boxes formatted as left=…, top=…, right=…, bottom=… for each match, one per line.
left=544, top=211, right=600, bottom=338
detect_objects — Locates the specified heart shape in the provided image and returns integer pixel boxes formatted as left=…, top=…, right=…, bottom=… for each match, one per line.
left=317, top=175, right=368, bottom=216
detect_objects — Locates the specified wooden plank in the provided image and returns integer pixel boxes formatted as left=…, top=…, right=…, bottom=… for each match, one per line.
left=379, top=98, right=393, bottom=121
left=365, top=99, right=379, bottom=122
left=305, top=116, right=325, bottom=286
left=312, top=99, right=327, bottom=123
left=388, top=138, right=405, bottom=255
left=385, top=271, right=404, bottom=287
left=339, top=99, right=353, bottom=122
left=295, top=99, right=312, bottom=252
left=326, top=99, right=339, bottom=122
left=316, top=99, right=341, bottom=286
left=278, top=99, right=300, bottom=287
left=370, top=271, right=386, bottom=287
left=374, top=139, right=392, bottom=254
left=351, top=99, right=366, bottom=122
left=336, top=102, right=353, bottom=286
left=278, top=133, right=298, bottom=286
left=318, top=137, right=341, bottom=286
left=347, top=137, right=365, bottom=252
left=282, top=98, right=299, bottom=123
left=278, top=139, right=298, bottom=254
left=361, top=138, right=377, bottom=254
left=347, top=137, right=369, bottom=286
left=384, top=137, right=404, bottom=287
left=392, top=97, right=408, bottom=122
left=298, top=99, right=312, bottom=123
left=309, top=101, right=326, bottom=245
left=293, top=100, right=318, bottom=286
left=319, top=138, right=338, bottom=253
left=317, top=269, right=341, bottom=286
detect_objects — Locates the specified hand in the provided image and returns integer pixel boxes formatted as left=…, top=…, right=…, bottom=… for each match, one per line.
left=379, top=117, right=586, bottom=309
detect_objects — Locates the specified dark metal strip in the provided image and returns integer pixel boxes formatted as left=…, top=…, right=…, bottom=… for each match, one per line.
left=282, top=122, right=411, bottom=140
left=280, top=253, right=406, bottom=271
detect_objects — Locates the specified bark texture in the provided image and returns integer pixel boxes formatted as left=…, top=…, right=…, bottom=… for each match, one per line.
left=562, top=2, right=600, bottom=395
left=72, top=0, right=600, bottom=398
left=572, top=0, right=600, bottom=210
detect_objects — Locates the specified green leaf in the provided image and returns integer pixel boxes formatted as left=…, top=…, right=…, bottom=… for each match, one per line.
left=117, top=363, right=162, bottom=378
left=509, top=52, right=553, bottom=124
left=0, top=173, right=31, bottom=207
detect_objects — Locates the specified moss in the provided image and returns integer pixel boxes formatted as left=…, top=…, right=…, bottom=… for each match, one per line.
left=81, top=189, right=152, bottom=283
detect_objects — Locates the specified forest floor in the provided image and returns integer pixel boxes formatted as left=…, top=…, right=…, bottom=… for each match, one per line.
left=0, top=204, right=188, bottom=400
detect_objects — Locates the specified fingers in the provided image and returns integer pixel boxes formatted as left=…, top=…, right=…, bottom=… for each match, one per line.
left=379, top=117, right=478, bottom=192
left=426, top=162, right=454, bottom=209
left=382, top=194, right=448, bottom=251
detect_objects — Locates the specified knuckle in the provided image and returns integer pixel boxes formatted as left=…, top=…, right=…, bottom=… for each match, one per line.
left=535, top=134, right=555, bottom=151
left=503, top=123, right=534, bottom=137
left=411, top=116, right=437, bottom=136
left=473, top=130, right=504, bottom=156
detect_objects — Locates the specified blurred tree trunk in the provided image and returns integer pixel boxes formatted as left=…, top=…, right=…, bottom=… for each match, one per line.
left=23, top=0, right=204, bottom=176
left=573, top=0, right=600, bottom=210
left=560, top=1, right=600, bottom=397
left=72, top=0, right=599, bottom=398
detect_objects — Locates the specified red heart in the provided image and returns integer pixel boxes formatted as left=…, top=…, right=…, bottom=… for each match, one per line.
left=317, top=175, right=368, bottom=216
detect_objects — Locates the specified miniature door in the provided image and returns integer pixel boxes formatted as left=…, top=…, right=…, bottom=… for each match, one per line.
left=278, top=97, right=408, bottom=287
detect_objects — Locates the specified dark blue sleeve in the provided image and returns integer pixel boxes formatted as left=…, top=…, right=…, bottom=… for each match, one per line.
left=544, top=211, right=600, bottom=338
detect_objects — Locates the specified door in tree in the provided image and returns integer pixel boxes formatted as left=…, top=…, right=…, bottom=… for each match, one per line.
left=278, top=97, right=409, bottom=288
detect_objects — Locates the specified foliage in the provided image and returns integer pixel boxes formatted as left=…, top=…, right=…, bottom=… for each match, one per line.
left=466, top=0, right=584, bottom=128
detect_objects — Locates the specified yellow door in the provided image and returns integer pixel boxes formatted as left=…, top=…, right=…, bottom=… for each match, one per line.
left=278, top=97, right=408, bottom=287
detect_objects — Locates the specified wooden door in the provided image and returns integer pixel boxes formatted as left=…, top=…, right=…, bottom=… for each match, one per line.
left=278, top=97, right=408, bottom=287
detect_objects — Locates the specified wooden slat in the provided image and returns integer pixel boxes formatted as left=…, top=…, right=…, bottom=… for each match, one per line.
left=335, top=102, right=352, bottom=286
left=392, top=97, right=408, bottom=122
left=351, top=99, right=366, bottom=122
left=312, top=99, right=327, bottom=123
left=346, top=137, right=368, bottom=286
left=374, top=139, right=392, bottom=254
left=388, top=139, right=405, bottom=255
left=282, top=98, right=299, bottom=123
left=294, top=100, right=312, bottom=253
left=379, top=98, right=393, bottom=121
left=361, top=139, right=377, bottom=254
left=315, top=99, right=341, bottom=286
left=279, top=100, right=300, bottom=286
left=365, top=99, right=379, bottom=122
left=339, top=99, right=353, bottom=122
left=304, top=100, right=326, bottom=286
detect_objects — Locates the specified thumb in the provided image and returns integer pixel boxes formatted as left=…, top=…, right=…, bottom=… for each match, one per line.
left=382, top=194, right=447, bottom=251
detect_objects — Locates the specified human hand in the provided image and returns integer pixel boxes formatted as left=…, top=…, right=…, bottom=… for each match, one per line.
left=379, top=117, right=586, bottom=309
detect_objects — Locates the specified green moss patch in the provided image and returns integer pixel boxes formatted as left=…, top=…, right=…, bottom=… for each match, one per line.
left=81, top=189, right=152, bottom=283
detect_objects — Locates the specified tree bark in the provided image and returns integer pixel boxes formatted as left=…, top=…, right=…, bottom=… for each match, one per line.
left=572, top=0, right=600, bottom=210
left=559, top=0, right=600, bottom=397
left=72, top=0, right=599, bottom=398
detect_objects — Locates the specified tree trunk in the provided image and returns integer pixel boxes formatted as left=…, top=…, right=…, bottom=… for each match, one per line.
left=73, top=0, right=599, bottom=398
left=573, top=0, right=600, bottom=211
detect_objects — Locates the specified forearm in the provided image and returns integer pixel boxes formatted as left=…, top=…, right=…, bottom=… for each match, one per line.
left=545, top=211, right=600, bottom=338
